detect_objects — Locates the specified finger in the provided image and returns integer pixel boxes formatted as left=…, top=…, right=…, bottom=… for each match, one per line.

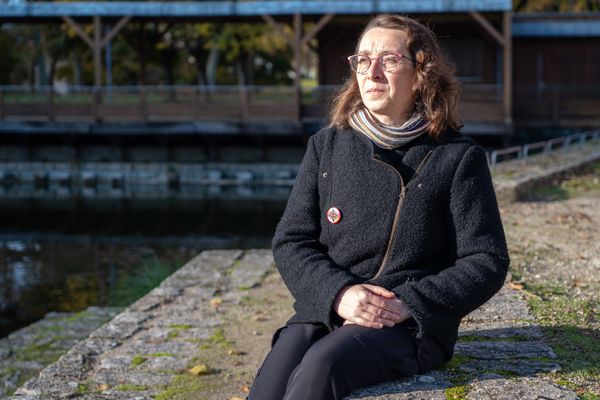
left=351, top=316, right=384, bottom=329
left=354, top=310, right=396, bottom=328
left=363, top=284, right=396, bottom=298
left=362, top=304, right=402, bottom=322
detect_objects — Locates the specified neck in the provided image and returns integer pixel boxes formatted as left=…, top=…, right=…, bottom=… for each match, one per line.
left=368, top=109, right=409, bottom=127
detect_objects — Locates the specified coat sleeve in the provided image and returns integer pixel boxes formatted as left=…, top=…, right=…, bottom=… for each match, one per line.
left=272, top=134, right=363, bottom=329
left=393, top=145, right=510, bottom=338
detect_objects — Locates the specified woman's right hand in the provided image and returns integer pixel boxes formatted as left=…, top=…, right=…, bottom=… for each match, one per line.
left=333, top=284, right=411, bottom=329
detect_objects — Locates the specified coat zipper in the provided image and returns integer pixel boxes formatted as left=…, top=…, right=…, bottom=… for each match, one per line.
left=370, top=150, right=433, bottom=280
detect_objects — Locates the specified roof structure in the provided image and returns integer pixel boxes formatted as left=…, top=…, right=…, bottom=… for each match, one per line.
left=0, top=0, right=512, bottom=18
left=513, top=13, right=600, bottom=37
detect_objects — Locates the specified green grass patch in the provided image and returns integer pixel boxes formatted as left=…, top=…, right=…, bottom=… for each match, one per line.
left=154, top=374, right=207, bottom=400
left=77, top=383, right=89, bottom=394
left=207, top=328, right=232, bottom=349
left=108, top=256, right=182, bottom=307
left=524, top=283, right=600, bottom=393
left=114, top=384, right=148, bottom=391
left=146, top=352, right=176, bottom=358
left=458, top=334, right=530, bottom=343
left=167, top=330, right=180, bottom=340
left=524, top=161, right=600, bottom=200
left=445, top=385, right=468, bottom=400
left=131, top=355, right=147, bottom=366
left=167, top=324, right=193, bottom=330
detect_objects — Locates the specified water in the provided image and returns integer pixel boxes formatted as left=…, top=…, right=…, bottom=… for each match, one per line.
left=0, top=186, right=289, bottom=337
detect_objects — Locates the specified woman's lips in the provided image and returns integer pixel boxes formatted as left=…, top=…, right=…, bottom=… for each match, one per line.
left=366, top=88, right=386, bottom=96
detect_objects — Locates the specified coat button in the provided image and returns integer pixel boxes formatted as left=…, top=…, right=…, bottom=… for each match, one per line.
left=327, top=207, right=342, bottom=224
left=322, top=171, right=328, bottom=178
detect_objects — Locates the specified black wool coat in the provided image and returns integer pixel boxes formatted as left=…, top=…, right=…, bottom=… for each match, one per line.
left=272, top=126, right=510, bottom=360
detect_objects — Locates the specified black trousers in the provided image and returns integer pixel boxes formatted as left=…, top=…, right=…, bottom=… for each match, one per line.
left=248, top=319, right=444, bottom=400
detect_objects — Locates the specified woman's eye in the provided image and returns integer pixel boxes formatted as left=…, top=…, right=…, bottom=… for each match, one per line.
left=357, top=57, right=370, bottom=67
left=383, top=56, right=399, bottom=66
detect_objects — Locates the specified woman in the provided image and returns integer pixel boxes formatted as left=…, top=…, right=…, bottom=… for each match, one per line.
left=248, top=14, right=509, bottom=400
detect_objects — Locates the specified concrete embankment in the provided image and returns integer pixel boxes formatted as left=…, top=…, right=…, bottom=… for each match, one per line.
left=4, top=139, right=600, bottom=399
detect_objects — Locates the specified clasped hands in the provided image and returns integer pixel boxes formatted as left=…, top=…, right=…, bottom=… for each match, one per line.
left=333, top=284, right=411, bottom=329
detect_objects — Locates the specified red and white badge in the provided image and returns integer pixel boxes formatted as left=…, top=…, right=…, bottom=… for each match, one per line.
left=327, top=207, right=342, bottom=224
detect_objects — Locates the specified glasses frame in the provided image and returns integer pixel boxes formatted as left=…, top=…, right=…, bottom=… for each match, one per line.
left=347, top=52, right=416, bottom=75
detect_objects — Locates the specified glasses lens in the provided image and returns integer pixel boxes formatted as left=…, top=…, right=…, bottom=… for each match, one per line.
left=382, top=54, right=400, bottom=73
left=350, top=55, right=370, bottom=74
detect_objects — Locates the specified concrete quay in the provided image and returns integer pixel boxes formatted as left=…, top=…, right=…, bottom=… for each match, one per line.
left=5, top=250, right=578, bottom=400
left=4, top=139, right=600, bottom=399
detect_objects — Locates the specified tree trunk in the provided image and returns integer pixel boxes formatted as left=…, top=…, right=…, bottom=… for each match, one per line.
left=205, top=45, right=219, bottom=86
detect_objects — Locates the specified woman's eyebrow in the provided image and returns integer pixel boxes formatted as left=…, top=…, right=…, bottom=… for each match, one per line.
left=357, top=49, right=401, bottom=55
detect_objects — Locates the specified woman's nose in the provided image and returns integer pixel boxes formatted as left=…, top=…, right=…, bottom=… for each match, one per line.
left=366, top=58, right=384, bottom=79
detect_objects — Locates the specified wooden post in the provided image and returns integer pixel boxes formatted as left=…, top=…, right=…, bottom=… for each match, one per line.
left=93, top=16, right=102, bottom=87
left=294, top=13, right=302, bottom=123
left=48, top=89, right=55, bottom=122
left=503, top=11, right=512, bottom=126
left=141, top=87, right=148, bottom=123
left=240, top=86, right=249, bottom=121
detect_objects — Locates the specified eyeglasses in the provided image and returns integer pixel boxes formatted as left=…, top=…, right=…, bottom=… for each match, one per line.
left=347, top=52, right=415, bottom=74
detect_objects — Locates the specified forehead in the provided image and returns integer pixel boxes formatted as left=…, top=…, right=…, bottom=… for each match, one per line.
left=358, top=28, right=409, bottom=53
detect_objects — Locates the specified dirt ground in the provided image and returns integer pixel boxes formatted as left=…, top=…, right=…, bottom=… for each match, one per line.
left=186, top=163, right=600, bottom=399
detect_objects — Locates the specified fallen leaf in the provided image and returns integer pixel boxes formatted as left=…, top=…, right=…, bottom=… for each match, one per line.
left=241, top=385, right=250, bottom=393
left=509, top=282, right=524, bottom=290
left=97, top=384, right=110, bottom=391
left=188, top=364, right=211, bottom=376
left=210, top=298, right=223, bottom=308
left=229, top=397, right=244, bottom=400
left=228, top=348, right=246, bottom=356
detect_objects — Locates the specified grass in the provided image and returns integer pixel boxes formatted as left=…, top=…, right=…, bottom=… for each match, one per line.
left=108, top=255, right=182, bottom=307
left=153, top=374, right=207, bottom=400
left=114, top=384, right=149, bottom=391
left=525, top=161, right=600, bottom=200
left=512, top=166, right=600, bottom=395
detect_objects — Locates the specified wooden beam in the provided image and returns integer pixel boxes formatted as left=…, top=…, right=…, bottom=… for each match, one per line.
left=503, top=11, right=513, bottom=125
left=469, top=11, right=505, bottom=47
left=293, top=13, right=302, bottom=122
left=62, top=16, right=94, bottom=48
left=100, top=15, right=131, bottom=48
left=301, top=13, right=334, bottom=47
left=93, top=15, right=102, bottom=86
left=261, top=15, right=295, bottom=50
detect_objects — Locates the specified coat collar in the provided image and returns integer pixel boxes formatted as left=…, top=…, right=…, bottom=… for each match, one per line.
left=345, top=127, right=438, bottom=172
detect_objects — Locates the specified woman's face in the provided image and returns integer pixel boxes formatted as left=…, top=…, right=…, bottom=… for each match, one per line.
left=356, top=28, right=416, bottom=126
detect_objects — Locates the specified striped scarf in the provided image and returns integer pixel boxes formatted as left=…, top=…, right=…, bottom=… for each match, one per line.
left=349, top=108, right=428, bottom=149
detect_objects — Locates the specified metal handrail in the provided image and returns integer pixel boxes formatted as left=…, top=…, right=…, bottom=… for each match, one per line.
left=489, top=128, right=600, bottom=167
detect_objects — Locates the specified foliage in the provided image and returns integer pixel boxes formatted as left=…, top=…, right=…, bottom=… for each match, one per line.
left=107, top=255, right=180, bottom=307
left=0, top=19, right=295, bottom=86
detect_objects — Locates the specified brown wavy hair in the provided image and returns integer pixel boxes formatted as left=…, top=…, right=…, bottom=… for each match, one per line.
left=329, top=14, right=462, bottom=137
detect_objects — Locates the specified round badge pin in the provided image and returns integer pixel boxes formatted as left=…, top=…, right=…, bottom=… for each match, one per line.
left=327, top=207, right=342, bottom=224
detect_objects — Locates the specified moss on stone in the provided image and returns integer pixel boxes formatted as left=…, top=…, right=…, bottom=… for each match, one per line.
left=207, top=328, right=231, bottom=349
left=445, top=385, right=468, bottom=400
left=114, top=384, right=148, bottom=391
left=167, top=330, right=180, bottom=340
left=167, top=324, right=193, bottom=330
left=131, top=355, right=147, bottom=366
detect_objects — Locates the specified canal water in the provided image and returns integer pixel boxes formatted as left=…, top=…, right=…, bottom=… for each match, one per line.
left=0, top=185, right=289, bottom=338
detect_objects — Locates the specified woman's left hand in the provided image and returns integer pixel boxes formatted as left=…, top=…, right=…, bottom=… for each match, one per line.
left=334, top=284, right=412, bottom=328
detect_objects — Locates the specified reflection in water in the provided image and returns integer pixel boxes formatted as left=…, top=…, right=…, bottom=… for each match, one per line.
left=0, top=185, right=289, bottom=337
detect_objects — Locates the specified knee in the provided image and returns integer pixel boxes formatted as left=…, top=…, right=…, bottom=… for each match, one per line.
left=297, top=344, right=344, bottom=379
